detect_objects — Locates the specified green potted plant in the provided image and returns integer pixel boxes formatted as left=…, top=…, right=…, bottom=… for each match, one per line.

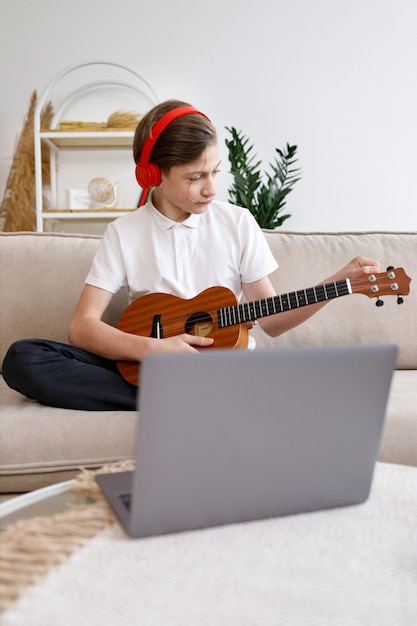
left=225, top=127, right=301, bottom=229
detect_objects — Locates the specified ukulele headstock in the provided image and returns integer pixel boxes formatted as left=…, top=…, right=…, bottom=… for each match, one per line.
left=351, top=266, right=411, bottom=306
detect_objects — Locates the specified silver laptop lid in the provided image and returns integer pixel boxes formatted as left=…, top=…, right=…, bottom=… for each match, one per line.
left=127, top=344, right=397, bottom=538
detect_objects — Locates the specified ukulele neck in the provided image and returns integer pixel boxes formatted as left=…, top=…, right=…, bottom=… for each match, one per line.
left=218, top=279, right=351, bottom=328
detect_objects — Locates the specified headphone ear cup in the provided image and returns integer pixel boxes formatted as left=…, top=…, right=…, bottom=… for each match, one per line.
left=135, top=162, right=161, bottom=188
left=146, top=162, right=162, bottom=187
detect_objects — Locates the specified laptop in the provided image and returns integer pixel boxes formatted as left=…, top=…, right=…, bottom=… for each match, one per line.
left=96, top=344, right=397, bottom=539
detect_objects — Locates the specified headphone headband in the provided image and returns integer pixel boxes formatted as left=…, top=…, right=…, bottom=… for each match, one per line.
left=136, top=105, right=211, bottom=203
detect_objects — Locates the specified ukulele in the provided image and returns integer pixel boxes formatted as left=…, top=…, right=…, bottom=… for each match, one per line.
left=117, top=266, right=411, bottom=385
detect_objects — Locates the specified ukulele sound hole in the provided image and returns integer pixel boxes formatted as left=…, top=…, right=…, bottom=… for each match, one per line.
left=185, top=311, right=213, bottom=337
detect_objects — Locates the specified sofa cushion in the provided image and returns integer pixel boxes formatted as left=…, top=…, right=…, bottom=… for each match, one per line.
left=0, top=232, right=128, bottom=369
left=254, top=231, right=417, bottom=369
left=0, top=377, right=136, bottom=492
left=379, top=370, right=417, bottom=467
left=1, top=230, right=416, bottom=369
left=1, top=369, right=416, bottom=492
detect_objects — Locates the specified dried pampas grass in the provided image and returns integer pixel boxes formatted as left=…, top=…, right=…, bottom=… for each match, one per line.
left=0, top=91, right=53, bottom=232
left=106, top=109, right=141, bottom=129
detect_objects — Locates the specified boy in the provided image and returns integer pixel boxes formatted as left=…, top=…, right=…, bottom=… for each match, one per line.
left=2, top=100, right=380, bottom=410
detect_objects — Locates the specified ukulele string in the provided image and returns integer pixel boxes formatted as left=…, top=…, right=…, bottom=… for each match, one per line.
left=349, top=273, right=389, bottom=287
left=349, top=275, right=378, bottom=285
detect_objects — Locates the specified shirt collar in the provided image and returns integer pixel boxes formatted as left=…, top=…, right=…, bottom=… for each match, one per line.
left=149, top=201, right=202, bottom=231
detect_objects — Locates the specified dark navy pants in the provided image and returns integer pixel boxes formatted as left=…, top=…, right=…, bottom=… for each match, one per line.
left=2, top=339, right=138, bottom=411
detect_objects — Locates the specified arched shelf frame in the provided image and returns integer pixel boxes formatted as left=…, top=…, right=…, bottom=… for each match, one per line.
left=34, top=61, right=161, bottom=231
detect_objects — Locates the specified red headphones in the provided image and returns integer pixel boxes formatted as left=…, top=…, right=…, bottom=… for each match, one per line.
left=135, top=105, right=211, bottom=204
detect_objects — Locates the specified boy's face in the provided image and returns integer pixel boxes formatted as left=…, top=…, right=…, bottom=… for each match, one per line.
left=153, top=142, right=220, bottom=222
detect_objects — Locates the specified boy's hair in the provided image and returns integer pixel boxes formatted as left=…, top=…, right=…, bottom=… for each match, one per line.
left=133, top=99, right=217, bottom=172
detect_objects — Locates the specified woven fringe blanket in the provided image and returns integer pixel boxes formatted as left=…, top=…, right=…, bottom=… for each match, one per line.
left=0, top=461, right=134, bottom=613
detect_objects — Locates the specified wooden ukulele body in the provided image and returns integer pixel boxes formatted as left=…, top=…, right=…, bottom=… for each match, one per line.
left=117, top=287, right=249, bottom=385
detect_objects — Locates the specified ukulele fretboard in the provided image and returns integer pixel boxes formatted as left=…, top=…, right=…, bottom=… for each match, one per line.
left=217, top=279, right=351, bottom=328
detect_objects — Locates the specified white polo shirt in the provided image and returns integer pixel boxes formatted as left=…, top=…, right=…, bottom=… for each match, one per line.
left=86, top=200, right=278, bottom=304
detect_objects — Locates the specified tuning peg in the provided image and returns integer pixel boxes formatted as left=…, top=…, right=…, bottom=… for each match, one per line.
left=397, top=296, right=404, bottom=305
left=386, top=265, right=394, bottom=271
left=375, top=298, right=384, bottom=307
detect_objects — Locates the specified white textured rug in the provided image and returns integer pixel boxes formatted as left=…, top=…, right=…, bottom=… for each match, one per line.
left=2, top=463, right=417, bottom=626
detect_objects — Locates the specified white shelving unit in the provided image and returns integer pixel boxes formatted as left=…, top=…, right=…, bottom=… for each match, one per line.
left=34, top=61, right=160, bottom=232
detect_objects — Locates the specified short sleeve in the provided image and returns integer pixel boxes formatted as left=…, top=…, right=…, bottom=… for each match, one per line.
left=238, top=211, right=278, bottom=284
left=85, top=222, right=127, bottom=294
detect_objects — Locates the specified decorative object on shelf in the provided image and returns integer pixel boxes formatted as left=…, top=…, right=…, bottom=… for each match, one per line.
left=225, top=127, right=301, bottom=230
left=0, top=91, right=53, bottom=231
left=56, top=109, right=141, bottom=132
left=66, top=189, right=92, bottom=211
left=88, top=177, right=119, bottom=208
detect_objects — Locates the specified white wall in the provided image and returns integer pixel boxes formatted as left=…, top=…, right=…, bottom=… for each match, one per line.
left=1, top=0, right=416, bottom=232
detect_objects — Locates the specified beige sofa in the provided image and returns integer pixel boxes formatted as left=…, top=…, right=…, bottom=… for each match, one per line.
left=1, top=230, right=416, bottom=494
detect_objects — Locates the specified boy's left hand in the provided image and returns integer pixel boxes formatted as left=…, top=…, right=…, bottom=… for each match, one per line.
left=335, top=256, right=381, bottom=281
